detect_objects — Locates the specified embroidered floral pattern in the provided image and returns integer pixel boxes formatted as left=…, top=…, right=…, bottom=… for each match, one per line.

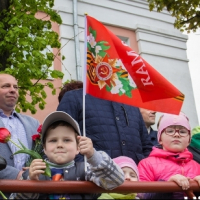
left=87, top=27, right=137, bottom=98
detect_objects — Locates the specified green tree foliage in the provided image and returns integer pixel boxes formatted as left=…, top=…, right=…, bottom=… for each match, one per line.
left=147, top=0, right=200, bottom=32
left=0, top=0, right=10, bottom=70
left=0, top=0, right=64, bottom=114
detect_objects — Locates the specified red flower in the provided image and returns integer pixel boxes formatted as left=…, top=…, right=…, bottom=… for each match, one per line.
left=0, top=128, right=11, bottom=143
left=32, top=134, right=41, bottom=141
left=37, top=124, right=42, bottom=133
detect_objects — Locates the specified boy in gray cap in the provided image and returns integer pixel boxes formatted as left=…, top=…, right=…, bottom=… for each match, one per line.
left=11, top=111, right=124, bottom=199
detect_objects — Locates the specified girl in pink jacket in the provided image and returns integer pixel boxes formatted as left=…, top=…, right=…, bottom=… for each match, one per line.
left=138, top=112, right=200, bottom=199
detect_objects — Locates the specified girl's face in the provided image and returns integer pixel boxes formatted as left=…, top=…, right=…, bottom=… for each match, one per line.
left=122, top=167, right=138, bottom=182
left=159, top=125, right=190, bottom=153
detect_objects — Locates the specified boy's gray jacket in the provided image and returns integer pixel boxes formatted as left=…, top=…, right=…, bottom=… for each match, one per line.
left=11, top=150, right=125, bottom=199
left=0, top=112, right=40, bottom=180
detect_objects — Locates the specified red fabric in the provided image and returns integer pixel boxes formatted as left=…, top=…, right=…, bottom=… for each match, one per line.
left=85, top=15, right=184, bottom=114
left=52, top=174, right=63, bottom=181
left=138, top=147, right=200, bottom=181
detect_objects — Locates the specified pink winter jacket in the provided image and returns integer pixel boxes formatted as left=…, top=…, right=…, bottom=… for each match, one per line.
left=138, top=147, right=200, bottom=181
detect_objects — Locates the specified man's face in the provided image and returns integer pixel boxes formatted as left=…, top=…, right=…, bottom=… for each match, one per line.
left=139, top=108, right=156, bottom=128
left=0, top=74, right=19, bottom=112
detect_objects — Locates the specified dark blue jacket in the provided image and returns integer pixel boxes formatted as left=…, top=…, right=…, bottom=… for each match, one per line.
left=149, top=127, right=158, bottom=146
left=57, top=89, right=153, bottom=164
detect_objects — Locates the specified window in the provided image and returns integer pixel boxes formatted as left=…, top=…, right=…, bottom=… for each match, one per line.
left=117, top=35, right=130, bottom=46
left=105, top=25, right=139, bottom=53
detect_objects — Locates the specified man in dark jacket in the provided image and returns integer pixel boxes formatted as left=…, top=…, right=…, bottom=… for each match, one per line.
left=139, top=108, right=158, bottom=146
left=57, top=88, right=153, bottom=164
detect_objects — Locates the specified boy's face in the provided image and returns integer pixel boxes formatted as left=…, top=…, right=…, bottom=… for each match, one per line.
left=44, top=126, right=79, bottom=165
left=159, top=125, right=190, bottom=153
left=122, top=167, right=138, bottom=182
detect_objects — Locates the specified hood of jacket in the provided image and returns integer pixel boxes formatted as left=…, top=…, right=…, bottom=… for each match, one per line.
left=149, top=147, right=193, bottom=164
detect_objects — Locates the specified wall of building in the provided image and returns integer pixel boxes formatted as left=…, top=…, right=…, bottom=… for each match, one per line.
left=27, top=0, right=198, bottom=129
left=186, top=29, right=200, bottom=125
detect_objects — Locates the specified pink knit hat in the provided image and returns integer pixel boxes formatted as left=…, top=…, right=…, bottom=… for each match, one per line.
left=113, top=156, right=139, bottom=179
left=157, top=112, right=191, bottom=142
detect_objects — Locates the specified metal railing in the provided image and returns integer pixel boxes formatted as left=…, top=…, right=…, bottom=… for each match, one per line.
left=0, top=180, right=200, bottom=199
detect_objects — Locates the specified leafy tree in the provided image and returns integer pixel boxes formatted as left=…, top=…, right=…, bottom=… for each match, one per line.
left=0, top=0, right=10, bottom=70
left=0, top=0, right=64, bottom=114
left=147, top=0, right=200, bottom=32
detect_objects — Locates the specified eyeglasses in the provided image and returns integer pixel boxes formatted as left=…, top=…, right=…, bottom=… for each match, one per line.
left=163, top=127, right=190, bottom=137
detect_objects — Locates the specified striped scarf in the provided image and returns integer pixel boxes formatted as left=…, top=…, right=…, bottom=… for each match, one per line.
left=45, top=159, right=75, bottom=200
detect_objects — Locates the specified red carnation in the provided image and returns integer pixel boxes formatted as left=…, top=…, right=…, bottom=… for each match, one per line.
left=0, top=128, right=11, bottom=143
left=37, top=124, right=42, bottom=133
left=32, top=134, right=41, bottom=141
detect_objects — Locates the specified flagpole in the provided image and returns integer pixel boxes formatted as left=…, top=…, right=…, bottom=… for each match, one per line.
left=83, top=13, right=88, bottom=172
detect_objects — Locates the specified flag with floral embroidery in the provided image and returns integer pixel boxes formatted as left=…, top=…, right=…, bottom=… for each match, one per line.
left=85, top=15, right=184, bottom=114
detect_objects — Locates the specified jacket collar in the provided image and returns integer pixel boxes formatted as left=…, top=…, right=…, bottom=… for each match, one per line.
left=0, top=109, right=18, bottom=118
left=150, top=147, right=193, bottom=164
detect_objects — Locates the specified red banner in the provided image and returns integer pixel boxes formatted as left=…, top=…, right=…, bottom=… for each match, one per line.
left=85, top=15, right=184, bottom=114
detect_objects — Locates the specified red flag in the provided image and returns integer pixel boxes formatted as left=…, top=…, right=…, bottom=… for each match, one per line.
left=85, top=15, right=184, bottom=114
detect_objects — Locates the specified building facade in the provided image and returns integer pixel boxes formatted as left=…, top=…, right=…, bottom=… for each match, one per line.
left=27, top=0, right=198, bottom=129
left=186, top=29, right=200, bottom=125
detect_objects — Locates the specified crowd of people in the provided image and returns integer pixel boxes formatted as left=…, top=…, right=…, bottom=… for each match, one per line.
left=0, top=74, right=200, bottom=199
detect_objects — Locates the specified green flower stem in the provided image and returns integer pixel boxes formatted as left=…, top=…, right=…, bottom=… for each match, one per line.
left=0, top=191, right=7, bottom=199
left=9, top=139, right=23, bottom=150
left=43, top=161, right=51, bottom=177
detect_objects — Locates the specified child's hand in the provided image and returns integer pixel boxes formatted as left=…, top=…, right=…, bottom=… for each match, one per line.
left=168, top=174, right=190, bottom=190
left=77, top=136, right=94, bottom=159
left=193, top=175, right=200, bottom=186
left=22, top=167, right=30, bottom=171
left=29, top=159, right=46, bottom=180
